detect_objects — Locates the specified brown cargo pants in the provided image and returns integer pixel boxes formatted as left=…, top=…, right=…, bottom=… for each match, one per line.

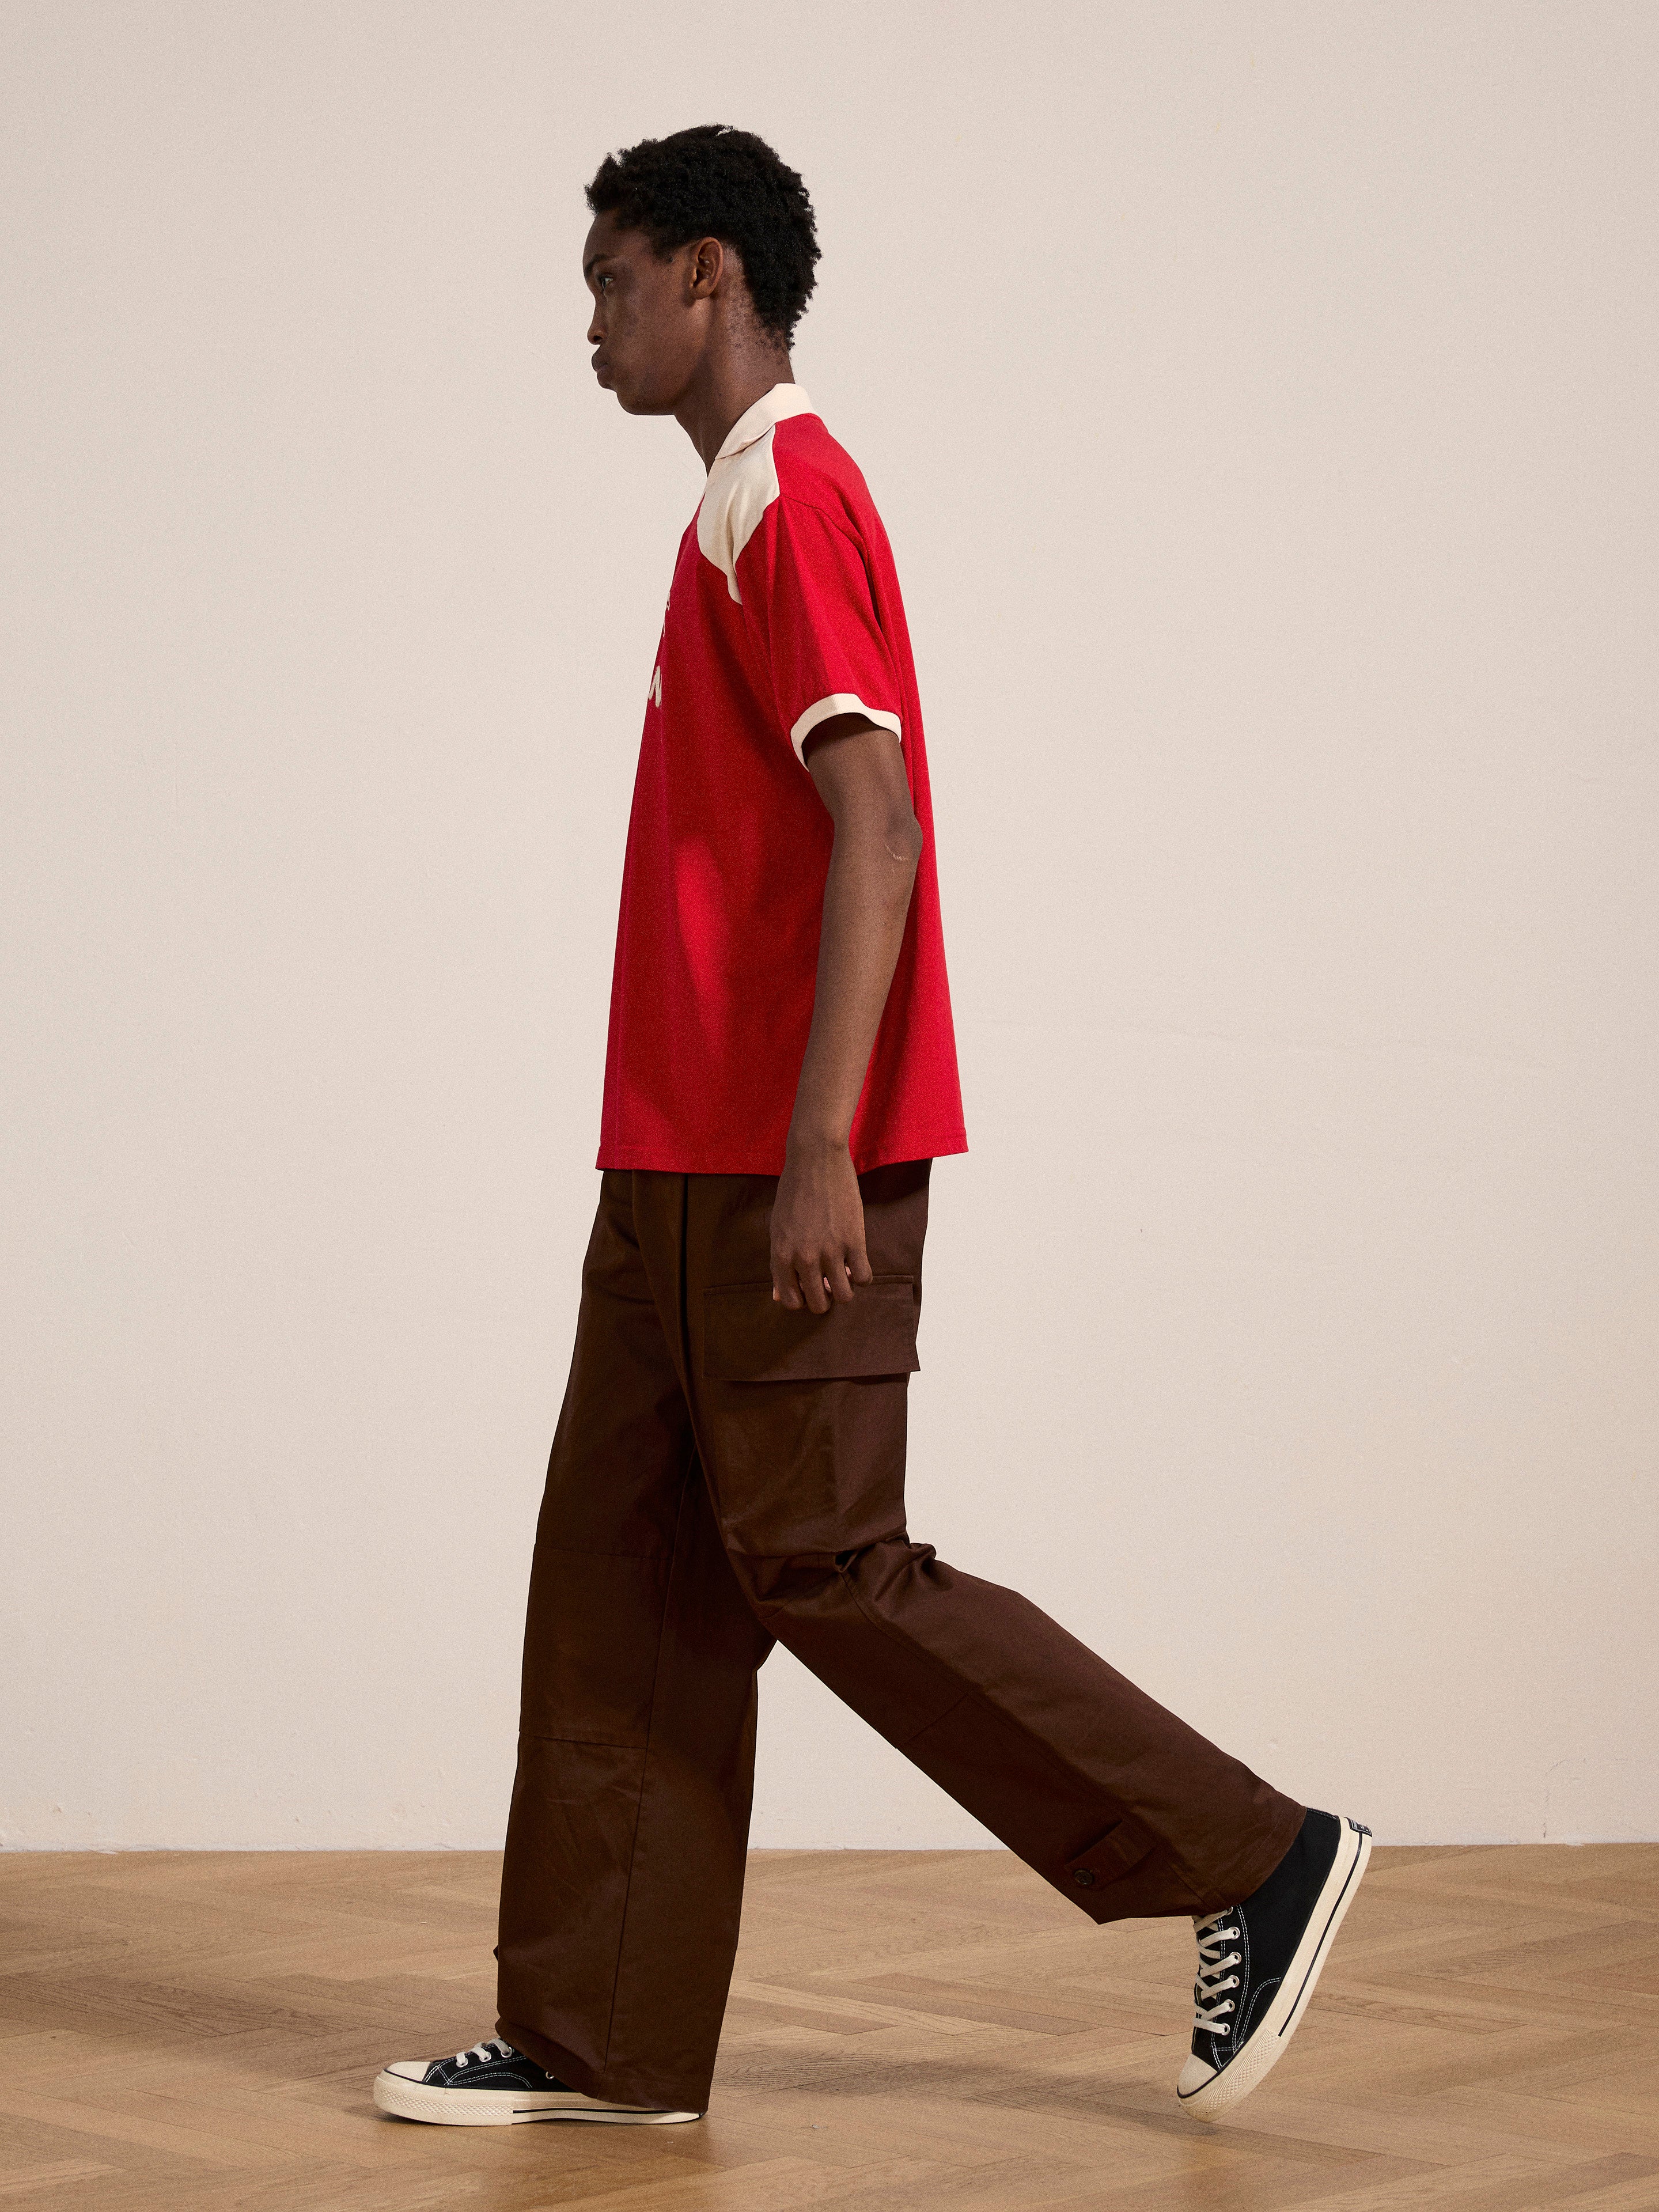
left=495, top=1161, right=1303, bottom=2112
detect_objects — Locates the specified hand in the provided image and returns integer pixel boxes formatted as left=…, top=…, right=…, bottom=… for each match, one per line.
left=770, top=1138, right=874, bottom=1313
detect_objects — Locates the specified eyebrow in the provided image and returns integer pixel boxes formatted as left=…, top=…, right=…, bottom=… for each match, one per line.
left=583, top=252, right=616, bottom=278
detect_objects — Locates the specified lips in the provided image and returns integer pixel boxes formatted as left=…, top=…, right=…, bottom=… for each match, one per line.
left=592, top=354, right=613, bottom=387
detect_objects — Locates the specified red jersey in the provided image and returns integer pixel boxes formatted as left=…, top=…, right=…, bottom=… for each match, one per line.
left=597, top=384, right=966, bottom=1176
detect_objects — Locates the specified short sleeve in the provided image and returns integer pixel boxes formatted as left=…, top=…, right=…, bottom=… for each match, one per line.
left=735, top=497, right=904, bottom=763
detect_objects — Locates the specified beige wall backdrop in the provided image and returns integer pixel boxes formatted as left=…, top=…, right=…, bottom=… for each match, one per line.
left=3, top=1, right=1654, bottom=1853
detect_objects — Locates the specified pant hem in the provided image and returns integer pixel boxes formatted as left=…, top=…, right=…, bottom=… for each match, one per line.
left=1184, top=1796, right=1307, bottom=1919
left=495, top=2014, right=710, bottom=2115
left=1063, top=1796, right=1306, bottom=1928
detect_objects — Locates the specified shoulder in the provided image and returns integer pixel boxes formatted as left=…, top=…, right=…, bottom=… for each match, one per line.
left=696, top=412, right=881, bottom=603
left=772, top=416, right=878, bottom=537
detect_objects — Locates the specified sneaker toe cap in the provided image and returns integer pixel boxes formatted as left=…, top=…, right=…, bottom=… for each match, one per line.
left=1177, top=2053, right=1218, bottom=2099
left=382, top=2061, right=430, bottom=2083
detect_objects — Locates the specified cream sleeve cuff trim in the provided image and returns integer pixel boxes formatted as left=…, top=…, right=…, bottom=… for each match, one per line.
left=790, top=693, right=903, bottom=764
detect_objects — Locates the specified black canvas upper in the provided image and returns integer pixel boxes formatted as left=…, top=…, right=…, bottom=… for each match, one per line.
left=1190, top=1808, right=1344, bottom=2074
left=419, top=2040, right=566, bottom=2093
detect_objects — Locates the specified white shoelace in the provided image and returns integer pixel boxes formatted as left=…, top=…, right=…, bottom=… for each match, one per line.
left=452, top=2036, right=514, bottom=2069
left=1192, top=1911, right=1242, bottom=2039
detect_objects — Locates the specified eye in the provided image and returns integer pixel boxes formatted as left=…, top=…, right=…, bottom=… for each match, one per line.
left=597, top=272, right=614, bottom=293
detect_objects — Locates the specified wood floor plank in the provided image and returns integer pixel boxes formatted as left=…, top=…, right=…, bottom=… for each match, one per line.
left=1295, top=2151, right=1658, bottom=2212
left=0, top=1846, right=1653, bottom=2209
left=0, top=2163, right=122, bottom=2200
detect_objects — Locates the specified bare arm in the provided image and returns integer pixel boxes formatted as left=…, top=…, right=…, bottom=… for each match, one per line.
left=769, top=715, right=923, bottom=1313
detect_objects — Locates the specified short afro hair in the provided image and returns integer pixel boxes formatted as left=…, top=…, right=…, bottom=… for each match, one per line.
left=585, top=124, right=820, bottom=347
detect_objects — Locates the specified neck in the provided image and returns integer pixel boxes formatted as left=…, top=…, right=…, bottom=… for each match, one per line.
left=675, top=351, right=795, bottom=471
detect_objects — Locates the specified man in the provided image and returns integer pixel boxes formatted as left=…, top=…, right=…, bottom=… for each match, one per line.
left=375, top=123, right=1368, bottom=2134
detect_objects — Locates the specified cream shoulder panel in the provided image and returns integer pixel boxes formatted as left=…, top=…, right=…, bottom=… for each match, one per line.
left=695, top=429, right=779, bottom=605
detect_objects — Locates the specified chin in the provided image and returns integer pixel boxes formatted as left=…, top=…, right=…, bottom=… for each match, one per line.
left=611, top=377, right=677, bottom=419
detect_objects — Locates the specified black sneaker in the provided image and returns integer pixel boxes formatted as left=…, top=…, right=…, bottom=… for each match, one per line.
left=1176, top=1809, right=1371, bottom=2120
left=373, top=2037, right=703, bottom=2126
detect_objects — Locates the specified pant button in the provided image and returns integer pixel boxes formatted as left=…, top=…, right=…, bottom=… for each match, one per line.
left=1072, top=1868, right=1096, bottom=1888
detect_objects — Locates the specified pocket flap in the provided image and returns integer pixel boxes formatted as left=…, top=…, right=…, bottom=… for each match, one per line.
left=702, top=1276, right=919, bottom=1382
left=1063, top=1815, right=1156, bottom=1893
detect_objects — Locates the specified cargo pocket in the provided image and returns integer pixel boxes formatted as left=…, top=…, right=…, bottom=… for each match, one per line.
left=701, top=1275, right=919, bottom=1382
left=696, top=1277, right=918, bottom=1558
left=1063, top=1813, right=1156, bottom=1896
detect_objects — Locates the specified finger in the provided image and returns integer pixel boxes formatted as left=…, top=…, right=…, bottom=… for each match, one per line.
left=800, top=1258, right=832, bottom=1316
left=847, top=1236, right=874, bottom=1288
left=772, top=1260, right=802, bottom=1310
left=827, top=1251, right=857, bottom=1303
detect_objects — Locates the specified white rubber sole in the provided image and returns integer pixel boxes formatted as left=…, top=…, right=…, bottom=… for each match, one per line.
left=1177, top=1815, right=1372, bottom=2123
left=373, top=2071, right=703, bottom=2126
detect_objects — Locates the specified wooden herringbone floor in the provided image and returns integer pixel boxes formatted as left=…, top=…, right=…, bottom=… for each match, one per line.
left=0, top=1846, right=1653, bottom=2209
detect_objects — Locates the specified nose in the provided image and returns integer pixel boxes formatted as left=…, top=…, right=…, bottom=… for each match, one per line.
left=587, top=305, right=604, bottom=347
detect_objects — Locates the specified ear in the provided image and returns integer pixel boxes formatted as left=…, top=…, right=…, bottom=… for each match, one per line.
left=685, top=236, right=726, bottom=302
